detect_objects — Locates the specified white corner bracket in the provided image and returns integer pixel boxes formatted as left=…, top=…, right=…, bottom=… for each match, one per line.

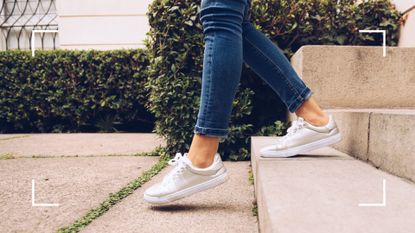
left=32, top=179, right=59, bottom=207
left=358, top=29, right=387, bottom=57
left=358, top=178, right=386, bottom=207
left=31, top=29, right=59, bottom=57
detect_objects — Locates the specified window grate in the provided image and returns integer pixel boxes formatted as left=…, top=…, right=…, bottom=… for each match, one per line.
left=0, top=0, right=58, bottom=50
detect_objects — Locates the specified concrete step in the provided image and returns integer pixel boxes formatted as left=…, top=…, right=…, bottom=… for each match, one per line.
left=326, top=109, right=415, bottom=183
left=251, top=136, right=415, bottom=233
left=291, top=45, right=415, bottom=109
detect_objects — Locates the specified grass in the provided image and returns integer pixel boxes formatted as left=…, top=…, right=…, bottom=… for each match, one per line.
left=0, top=135, right=30, bottom=141
left=248, top=164, right=258, bottom=217
left=248, top=165, right=254, bottom=185
left=0, top=153, right=15, bottom=160
left=28, top=146, right=166, bottom=159
left=252, top=201, right=258, bottom=217
left=57, top=148, right=170, bottom=233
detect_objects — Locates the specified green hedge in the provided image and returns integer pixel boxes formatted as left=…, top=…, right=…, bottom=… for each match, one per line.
left=145, top=0, right=401, bottom=160
left=251, top=0, right=401, bottom=56
left=0, top=49, right=154, bottom=133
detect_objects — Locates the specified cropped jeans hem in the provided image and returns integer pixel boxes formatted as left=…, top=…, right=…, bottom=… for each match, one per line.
left=287, top=87, right=313, bottom=113
left=194, top=125, right=229, bottom=138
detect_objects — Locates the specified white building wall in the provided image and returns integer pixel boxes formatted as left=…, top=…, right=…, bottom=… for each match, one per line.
left=393, top=0, right=415, bottom=47
left=57, top=0, right=152, bottom=50
left=399, top=9, right=415, bottom=47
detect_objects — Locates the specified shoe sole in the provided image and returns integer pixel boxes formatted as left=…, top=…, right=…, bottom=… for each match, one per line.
left=260, top=132, right=342, bottom=158
left=143, top=170, right=229, bottom=205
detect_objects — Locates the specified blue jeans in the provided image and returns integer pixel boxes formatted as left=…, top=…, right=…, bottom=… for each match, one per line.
left=194, top=0, right=312, bottom=138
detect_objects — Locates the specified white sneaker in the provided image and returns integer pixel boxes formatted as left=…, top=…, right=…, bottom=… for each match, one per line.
left=260, top=114, right=342, bottom=158
left=144, top=152, right=228, bottom=204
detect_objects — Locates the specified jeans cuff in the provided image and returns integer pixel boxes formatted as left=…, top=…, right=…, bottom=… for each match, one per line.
left=194, top=125, right=229, bottom=139
left=287, top=88, right=313, bottom=113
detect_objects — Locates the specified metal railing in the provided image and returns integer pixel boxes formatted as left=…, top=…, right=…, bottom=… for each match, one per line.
left=0, top=0, right=58, bottom=50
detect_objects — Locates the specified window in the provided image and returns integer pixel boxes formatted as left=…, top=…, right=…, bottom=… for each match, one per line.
left=0, top=0, right=58, bottom=50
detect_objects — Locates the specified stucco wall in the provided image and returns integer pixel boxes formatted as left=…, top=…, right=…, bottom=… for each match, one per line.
left=393, top=0, right=415, bottom=47
left=57, top=0, right=152, bottom=50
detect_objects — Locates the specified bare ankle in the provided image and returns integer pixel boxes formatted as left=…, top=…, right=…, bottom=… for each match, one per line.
left=301, top=113, right=329, bottom=127
left=187, top=133, right=219, bottom=168
left=295, top=96, right=329, bottom=126
left=191, top=159, right=213, bottom=168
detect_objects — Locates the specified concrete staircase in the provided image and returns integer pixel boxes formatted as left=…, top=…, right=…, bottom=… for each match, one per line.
left=251, top=46, right=415, bottom=233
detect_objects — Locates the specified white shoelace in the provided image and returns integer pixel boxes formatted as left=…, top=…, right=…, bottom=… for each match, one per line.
left=168, top=152, right=185, bottom=166
left=283, top=117, right=306, bottom=139
left=164, top=153, right=188, bottom=183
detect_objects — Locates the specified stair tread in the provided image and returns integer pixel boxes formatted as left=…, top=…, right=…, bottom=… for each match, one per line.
left=251, top=136, right=415, bottom=233
left=326, top=108, right=415, bottom=115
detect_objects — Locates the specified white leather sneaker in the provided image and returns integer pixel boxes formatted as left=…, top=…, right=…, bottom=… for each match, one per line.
left=144, top=152, right=228, bottom=204
left=260, top=114, right=342, bottom=158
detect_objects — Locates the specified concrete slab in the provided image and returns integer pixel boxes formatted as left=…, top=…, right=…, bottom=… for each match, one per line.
left=82, top=162, right=258, bottom=233
left=251, top=137, right=415, bottom=233
left=326, top=109, right=415, bottom=182
left=0, top=156, right=158, bottom=233
left=251, top=137, right=352, bottom=198
left=369, top=112, right=415, bottom=182
left=0, top=133, right=165, bottom=158
left=291, top=45, right=415, bottom=109
left=258, top=159, right=415, bottom=233
left=327, top=110, right=370, bottom=161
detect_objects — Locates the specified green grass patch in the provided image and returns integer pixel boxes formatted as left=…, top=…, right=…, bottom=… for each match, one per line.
left=133, top=146, right=165, bottom=156
left=28, top=146, right=166, bottom=159
left=0, top=153, right=15, bottom=160
left=248, top=166, right=254, bottom=186
left=57, top=149, right=170, bottom=233
left=0, top=135, right=30, bottom=141
left=252, top=201, right=258, bottom=217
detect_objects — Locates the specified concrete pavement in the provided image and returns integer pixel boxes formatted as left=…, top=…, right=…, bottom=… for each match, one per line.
left=0, top=133, right=258, bottom=233
left=83, top=161, right=258, bottom=233
left=0, top=133, right=165, bottom=158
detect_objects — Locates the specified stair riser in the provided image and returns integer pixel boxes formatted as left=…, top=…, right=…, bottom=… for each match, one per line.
left=291, top=46, right=415, bottom=109
left=328, top=110, right=415, bottom=183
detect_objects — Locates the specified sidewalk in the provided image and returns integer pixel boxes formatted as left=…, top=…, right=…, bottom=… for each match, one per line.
left=0, top=133, right=258, bottom=233
left=83, top=161, right=258, bottom=233
left=0, top=133, right=165, bottom=157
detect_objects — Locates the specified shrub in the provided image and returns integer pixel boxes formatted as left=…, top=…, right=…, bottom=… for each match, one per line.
left=251, top=0, right=401, bottom=56
left=145, top=0, right=401, bottom=160
left=0, top=49, right=153, bottom=133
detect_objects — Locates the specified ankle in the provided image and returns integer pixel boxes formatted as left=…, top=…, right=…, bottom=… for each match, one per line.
left=188, top=156, right=214, bottom=168
left=188, top=150, right=215, bottom=168
left=299, top=112, right=329, bottom=127
left=191, top=161, right=213, bottom=169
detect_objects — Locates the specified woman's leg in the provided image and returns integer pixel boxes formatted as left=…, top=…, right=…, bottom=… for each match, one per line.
left=241, top=21, right=328, bottom=125
left=143, top=1, right=249, bottom=204
left=241, top=15, right=341, bottom=158
left=188, top=0, right=249, bottom=168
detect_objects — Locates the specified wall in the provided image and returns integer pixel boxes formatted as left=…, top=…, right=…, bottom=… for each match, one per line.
left=57, top=0, right=152, bottom=50
left=393, top=0, right=415, bottom=47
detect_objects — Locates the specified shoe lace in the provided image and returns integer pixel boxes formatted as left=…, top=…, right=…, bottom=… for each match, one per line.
left=285, top=117, right=305, bottom=137
left=164, top=152, right=188, bottom=183
left=168, top=152, right=185, bottom=166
